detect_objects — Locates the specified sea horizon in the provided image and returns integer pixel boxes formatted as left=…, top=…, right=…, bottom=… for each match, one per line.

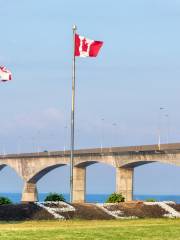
left=1, top=193, right=180, bottom=203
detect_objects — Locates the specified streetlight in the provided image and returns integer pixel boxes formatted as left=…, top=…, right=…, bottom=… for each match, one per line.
left=158, top=107, right=169, bottom=149
left=64, top=126, right=68, bottom=154
left=17, top=136, right=23, bottom=154
left=2, top=144, right=6, bottom=156
left=31, top=136, right=35, bottom=152
left=36, top=130, right=41, bottom=154
left=165, top=114, right=169, bottom=145
left=158, top=107, right=164, bottom=150
left=100, top=118, right=104, bottom=152
left=112, top=122, right=117, bottom=147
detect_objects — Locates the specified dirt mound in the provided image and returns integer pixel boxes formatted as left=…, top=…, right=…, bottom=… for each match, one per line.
left=0, top=202, right=180, bottom=221
left=0, top=203, right=53, bottom=221
left=104, top=202, right=167, bottom=218
left=69, top=203, right=114, bottom=220
left=168, top=203, right=180, bottom=212
left=0, top=203, right=113, bottom=221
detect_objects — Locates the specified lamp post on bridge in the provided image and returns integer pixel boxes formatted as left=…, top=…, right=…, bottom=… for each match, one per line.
left=100, top=118, right=104, bottom=152
left=2, top=144, right=6, bottom=156
left=112, top=122, right=117, bottom=147
left=64, top=125, right=68, bottom=154
left=17, top=136, right=25, bottom=154
left=158, top=107, right=164, bottom=150
left=158, top=107, right=169, bottom=149
left=165, top=113, right=169, bottom=145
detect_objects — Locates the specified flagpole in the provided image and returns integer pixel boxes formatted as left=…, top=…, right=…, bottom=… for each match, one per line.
left=70, top=24, right=77, bottom=203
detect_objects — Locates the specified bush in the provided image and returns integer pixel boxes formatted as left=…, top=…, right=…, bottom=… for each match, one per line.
left=0, top=196, right=12, bottom=205
left=106, top=192, right=125, bottom=203
left=146, top=198, right=156, bottom=202
left=44, top=193, right=65, bottom=202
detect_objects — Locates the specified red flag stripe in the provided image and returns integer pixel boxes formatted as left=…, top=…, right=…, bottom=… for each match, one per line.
left=89, top=41, right=103, bottom=57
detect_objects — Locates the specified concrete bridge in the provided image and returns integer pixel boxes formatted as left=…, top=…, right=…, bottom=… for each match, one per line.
left=1, top=143, right=180, bottom=203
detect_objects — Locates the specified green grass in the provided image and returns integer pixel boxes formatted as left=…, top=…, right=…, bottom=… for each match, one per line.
left=0, top=219, right=180, bottom=240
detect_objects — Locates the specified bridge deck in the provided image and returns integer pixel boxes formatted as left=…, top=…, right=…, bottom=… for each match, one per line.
left=1, top=143, right=180, bottom=159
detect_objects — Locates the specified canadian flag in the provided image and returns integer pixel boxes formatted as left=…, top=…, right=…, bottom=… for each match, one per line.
left=75, top=34, right=103, bottom=57
left=0, top=66, right=12, bottom=82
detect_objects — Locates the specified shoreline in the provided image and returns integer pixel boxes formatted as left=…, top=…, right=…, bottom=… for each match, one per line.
left=1, top=193, right=180, bottom=204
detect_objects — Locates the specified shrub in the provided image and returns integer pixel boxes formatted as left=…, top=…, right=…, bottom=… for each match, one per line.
left=106, top=192, right=125, bottom=203
left=0, top=196, right=12, bottom=205
left=44, top=193, right=65, bottom=202
left=146, top=198, right=156, bottom=202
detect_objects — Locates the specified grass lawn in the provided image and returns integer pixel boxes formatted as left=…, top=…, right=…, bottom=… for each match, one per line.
left=0, top=219, right=180, bottom=240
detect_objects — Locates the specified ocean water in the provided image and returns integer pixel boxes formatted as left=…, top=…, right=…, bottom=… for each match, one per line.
left=1, top=193, right=180, bottom=203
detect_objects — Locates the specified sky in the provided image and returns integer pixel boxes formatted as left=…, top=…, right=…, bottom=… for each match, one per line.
left=0, top=0, right=180, bottom=196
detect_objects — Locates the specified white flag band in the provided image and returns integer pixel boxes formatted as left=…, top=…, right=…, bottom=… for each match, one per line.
left=0, top=66, right=12, bottom=81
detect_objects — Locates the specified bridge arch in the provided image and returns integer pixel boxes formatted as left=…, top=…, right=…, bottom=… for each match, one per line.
left=73, top=158, right=116, bottom=203
left=0, top=164, right=6, bottom=172
left=119, top=156, right=180, bottom=169
left=22, top=163, right=69, bottom=202
left=74, top=156, right=116, bottom=168
left=86, top=162, right=116, bottom=202
left=0, top=163, right=23, bottom=201
left=134, top=161, right=180, bottom=200
left=0, top=162, right=24, bottom=180
left=121, top=161, right=155, bottom=168
left=28, top=164, right=67, bottom=183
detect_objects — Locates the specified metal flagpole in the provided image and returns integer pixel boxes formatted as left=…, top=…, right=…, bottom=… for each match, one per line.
left=70, top=24, right=77, bottom=203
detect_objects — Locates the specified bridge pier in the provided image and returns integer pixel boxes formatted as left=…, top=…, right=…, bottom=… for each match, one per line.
left=116, top=167, right=134, bottom=201
left=73, top=166, right=86, bottom=203
left=21, top=182, right=38, bottom=202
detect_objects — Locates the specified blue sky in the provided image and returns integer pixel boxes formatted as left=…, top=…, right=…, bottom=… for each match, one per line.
left=0, top=0, right=180, bottom=195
